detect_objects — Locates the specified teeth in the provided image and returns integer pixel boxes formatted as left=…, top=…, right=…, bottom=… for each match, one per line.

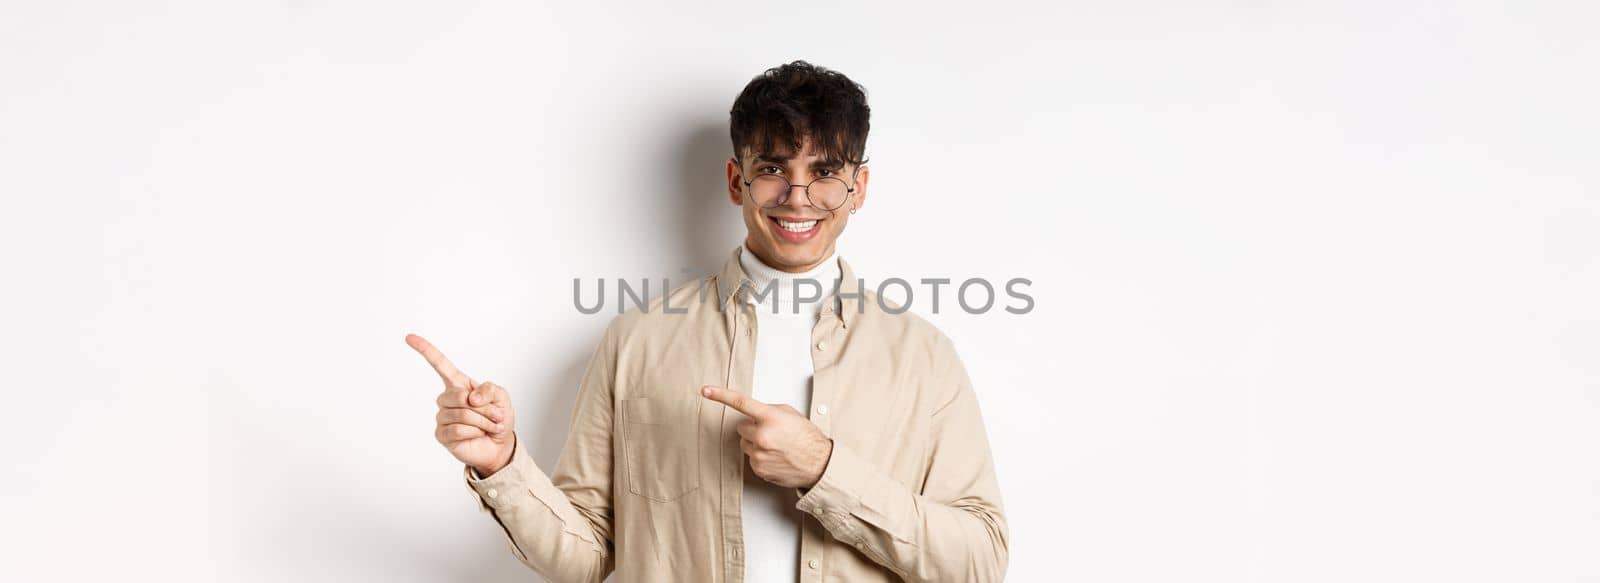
left=777, top=219, right=818, bottom=232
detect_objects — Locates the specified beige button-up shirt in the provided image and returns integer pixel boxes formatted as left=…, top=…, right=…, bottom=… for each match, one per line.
left=463, top=246, right=1009, bottom=582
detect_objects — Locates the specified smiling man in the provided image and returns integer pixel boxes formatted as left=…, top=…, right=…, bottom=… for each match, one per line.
left=408, top=60, right=1009, bottom=582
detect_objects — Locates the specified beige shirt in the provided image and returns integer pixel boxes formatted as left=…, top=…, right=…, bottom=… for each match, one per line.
left=734, top=242, right=838, bottom=583
left=463, top=246, right=1010, bottom=582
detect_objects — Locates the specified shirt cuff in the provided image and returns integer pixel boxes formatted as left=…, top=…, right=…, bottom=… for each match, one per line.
left=463, top=434, right=533, bottom=513
left=794, top=439, right=869, bottom=533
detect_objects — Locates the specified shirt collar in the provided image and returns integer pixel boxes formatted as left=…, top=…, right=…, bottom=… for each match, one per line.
left=717, top=245, right=862, bottom=328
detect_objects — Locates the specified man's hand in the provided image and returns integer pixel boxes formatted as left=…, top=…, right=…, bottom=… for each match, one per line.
left=700, top=385, right=833, bottom=489
left=406, top=333, right=517, bottom=477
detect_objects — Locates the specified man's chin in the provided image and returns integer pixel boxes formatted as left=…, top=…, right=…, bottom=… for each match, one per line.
left=764, top=241, right=831, bottom=268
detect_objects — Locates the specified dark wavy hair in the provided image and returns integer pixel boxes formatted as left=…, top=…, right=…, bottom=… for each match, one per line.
left=728, top=60, right=871, bottom=168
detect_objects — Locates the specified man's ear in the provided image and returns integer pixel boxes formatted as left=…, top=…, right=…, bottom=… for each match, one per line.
left=852, top=164, right=870, bottom=211
left=726, top=157, right=745, bottom=206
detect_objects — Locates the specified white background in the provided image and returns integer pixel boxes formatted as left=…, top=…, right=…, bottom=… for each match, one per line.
left=2, top=1, right=1596, bottom=581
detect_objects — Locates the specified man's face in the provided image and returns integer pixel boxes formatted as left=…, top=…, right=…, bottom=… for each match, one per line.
left=724, top=135, right=869, bottom=273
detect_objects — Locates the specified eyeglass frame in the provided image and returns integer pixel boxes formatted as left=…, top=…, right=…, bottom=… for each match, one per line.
left=735, top=156, right=864, bottom=212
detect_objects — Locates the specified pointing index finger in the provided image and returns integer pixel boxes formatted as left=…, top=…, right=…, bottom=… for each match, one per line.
left=701, top=385, right=769, bottom=419
left=406, top=333, right=471, bottom=386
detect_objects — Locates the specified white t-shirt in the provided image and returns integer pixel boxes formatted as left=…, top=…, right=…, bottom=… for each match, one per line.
left=736, top=243, right=841, bottom=583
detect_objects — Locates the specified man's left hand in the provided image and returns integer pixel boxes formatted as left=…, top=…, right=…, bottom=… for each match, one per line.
left=700, top=385, right=833, bottom=489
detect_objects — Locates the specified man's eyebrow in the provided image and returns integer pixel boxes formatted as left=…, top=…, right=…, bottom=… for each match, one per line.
left=752, top=154, right=846, bottom=168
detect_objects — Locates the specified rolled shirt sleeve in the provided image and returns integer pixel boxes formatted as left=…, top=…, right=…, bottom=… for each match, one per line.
left=458, top=317, right=625, bottom=583
left=794, top=334, right=1010, bottom=582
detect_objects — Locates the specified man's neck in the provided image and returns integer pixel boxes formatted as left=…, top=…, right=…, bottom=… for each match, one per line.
left=743, top=237, right=838, bottom=273
left=739, top=242, right=840, bottom=310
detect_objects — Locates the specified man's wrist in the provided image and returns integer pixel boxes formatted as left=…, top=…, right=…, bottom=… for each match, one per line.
left=804, top=437, right=835, bottom=490
left=472, top=433, right=517, bottom=477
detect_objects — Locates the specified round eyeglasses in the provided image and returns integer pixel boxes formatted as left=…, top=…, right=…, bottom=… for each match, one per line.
left=740, top=164, right=859, bottom=212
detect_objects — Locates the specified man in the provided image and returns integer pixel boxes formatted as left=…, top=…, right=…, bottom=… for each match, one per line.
left=407, top=60, right=1009, bottom=582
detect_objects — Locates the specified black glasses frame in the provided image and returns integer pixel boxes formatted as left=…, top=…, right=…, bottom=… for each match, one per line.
left=738, top=160, right=862, bottom=212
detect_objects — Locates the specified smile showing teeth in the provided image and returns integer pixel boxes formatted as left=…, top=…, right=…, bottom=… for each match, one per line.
left=776, top=219, right=818, bottom=232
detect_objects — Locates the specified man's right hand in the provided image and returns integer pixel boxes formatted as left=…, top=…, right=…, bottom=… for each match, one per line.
left=406, top=333, right=517, bottom=476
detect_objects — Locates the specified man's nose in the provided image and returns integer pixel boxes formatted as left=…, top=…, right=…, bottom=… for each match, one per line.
left=780, top=183, right=811, bottom=210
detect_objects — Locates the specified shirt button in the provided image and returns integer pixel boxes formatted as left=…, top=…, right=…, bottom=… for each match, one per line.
left=816, top=341, right=828, bottom=351
left=816, top=404, right=828, bottom=415
left=485, top=488, right=499, bottom=499
left=808, top=559, right=819, bottom=569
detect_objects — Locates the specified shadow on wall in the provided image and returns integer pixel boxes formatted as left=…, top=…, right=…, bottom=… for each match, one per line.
left=669, top=119, right=746, bottom=278
left=260, top=120, right=737, bottom=581
left=489, top=119, right=739, bottom=582
left=524, top=118, right=740, bottom=457
left=518, top=118, right=739, bottom=469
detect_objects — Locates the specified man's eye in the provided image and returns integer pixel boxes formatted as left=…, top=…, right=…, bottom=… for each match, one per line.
left=817, top=169, right=836, bottom=177
left=759, top=166, right=781, bottom=174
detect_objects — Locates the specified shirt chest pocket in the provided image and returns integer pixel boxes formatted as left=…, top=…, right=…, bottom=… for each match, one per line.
left=620, top=396, right=702, bottom=501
